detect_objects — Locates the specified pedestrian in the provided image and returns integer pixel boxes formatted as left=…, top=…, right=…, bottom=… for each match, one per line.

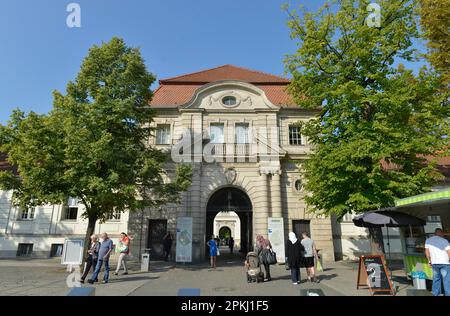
left=163, top=232, right=173, bottom=261
left=425, top=228, right=450, bottom=296
left=301, top=232, right=320, bottom=283
left=207, top=235, right=218, bottom=268
left=114, top=232, right=130, bottom=276
left=80, top=234, right=100, bottom=284
left=285, top=232, right=305, bottom=285
left=256, top=235, right=272, bottom=282
left=229, top=236, right=235, bottom=254
left=88, top=232, right=113, bottom=284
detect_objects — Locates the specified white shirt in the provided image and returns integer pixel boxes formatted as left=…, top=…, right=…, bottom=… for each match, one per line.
left=425, top=236, right=450, bottom=265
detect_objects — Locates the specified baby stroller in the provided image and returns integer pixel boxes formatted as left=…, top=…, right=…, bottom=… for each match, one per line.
left=245, top=252, right=264, bottom=283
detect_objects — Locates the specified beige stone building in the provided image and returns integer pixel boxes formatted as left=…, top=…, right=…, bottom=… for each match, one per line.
left=127, top=65, right=335, bottom=262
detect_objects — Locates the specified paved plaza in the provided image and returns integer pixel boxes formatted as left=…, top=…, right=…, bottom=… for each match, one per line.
left=0, top=250, right=416, bottom=296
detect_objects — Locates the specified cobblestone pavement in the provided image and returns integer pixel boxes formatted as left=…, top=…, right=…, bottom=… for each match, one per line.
left=0, top=253, right=415, bottom=296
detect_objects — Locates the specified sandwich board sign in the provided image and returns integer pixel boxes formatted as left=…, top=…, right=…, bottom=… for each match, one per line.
left=357, top=255, right=395, bottom=295
left=61, top=239, right=84, bottom=266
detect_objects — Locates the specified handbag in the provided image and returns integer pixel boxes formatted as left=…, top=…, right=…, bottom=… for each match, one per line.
left=216, top=248, right=220, bottom=256
left=265, top=249, right=277, bottom=265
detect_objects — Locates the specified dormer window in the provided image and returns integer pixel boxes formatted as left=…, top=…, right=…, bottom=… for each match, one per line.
left=222, top=96, right=237, bottom=107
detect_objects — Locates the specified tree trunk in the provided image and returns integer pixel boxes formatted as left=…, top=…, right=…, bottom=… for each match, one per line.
left=83, top=215, right=98, bottom=263
left=368, top=227, right=385, bottom=255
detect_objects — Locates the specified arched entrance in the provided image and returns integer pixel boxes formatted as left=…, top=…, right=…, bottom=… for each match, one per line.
left=219, top=226, right=232, bottom=241
left=206, top=187, right=253, bottom=257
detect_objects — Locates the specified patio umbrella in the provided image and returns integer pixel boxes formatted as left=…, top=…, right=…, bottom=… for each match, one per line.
left=353, top=210, right=426, bottom=280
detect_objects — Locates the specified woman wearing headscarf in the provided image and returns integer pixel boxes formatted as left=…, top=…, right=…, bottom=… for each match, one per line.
left=256, top=235, right=272, bottom=282
left=285, top=232, right=305, bottom=285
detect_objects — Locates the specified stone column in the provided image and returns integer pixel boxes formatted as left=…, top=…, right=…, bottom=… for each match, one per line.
left=254, top=172, right=269, bottom=239
left=270, top=172, right=282, bottom=218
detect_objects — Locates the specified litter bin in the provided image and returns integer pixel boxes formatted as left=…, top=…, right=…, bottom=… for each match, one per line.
left=141, top=249, right=151, bottom=272
left=411, top=271, right=427, bottom=290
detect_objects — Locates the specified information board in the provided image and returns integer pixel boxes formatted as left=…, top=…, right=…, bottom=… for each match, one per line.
left=268, top=217, right=285, bottom=263
left=176, top=217, right=193, bottom=263
left=61, top=239, right=84, bottom=265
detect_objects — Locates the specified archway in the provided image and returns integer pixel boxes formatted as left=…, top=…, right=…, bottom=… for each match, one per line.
left=219, top=226, right=231, bottom=241
left=206, top=187, right=253, bottom=258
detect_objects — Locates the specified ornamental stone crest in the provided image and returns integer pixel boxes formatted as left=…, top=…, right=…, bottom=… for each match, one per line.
left=225, top=167, right=237, bottom=184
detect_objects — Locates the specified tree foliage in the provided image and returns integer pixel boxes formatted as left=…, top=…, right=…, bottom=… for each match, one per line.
left=418, top=0, right=450, bottom=85
left=0, top=38, right=192, bottom=252
left=284, top=0, right=449, bottom=218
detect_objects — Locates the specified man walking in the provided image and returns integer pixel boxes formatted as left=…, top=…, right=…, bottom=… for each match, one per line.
left=425, top=228, right=450, bottom=296
left=89, top=232, right=113, bottom=284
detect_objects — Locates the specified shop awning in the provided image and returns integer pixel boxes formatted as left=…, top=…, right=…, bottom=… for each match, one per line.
left=395, top=188, right=450, bottom=208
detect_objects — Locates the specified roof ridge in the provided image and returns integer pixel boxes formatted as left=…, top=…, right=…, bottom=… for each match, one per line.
left=225, top=64, right=289, bottom=82
left=160, top=64, right=290, bottom=83
left=160, top=65, right=231, bottom=83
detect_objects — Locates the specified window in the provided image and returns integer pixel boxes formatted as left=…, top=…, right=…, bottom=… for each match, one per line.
left=107, top=210, right=122, bottom=221
left=210, top=123, right=225, bottom=143
left=62, top=197, right=78, bottom=221
left=294, top=179, right=303, bottom=192
left=17, top=244, right=33, bottom=257
left=222, top=96, right=237, bottom=106
left=235, top=123, right=249, bottom=144
left=156, top=124, right=171, bottom=145
left=427, top=215, right=441, bottom=223
left=19, top=207, right=35, bottom=220
left=50, top=244, right=64, bottom=257
left=289, top=125, right=302, bottom=145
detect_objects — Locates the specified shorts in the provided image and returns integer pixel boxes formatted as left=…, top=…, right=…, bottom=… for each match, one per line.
left=304, top=257, right=315, bottom=268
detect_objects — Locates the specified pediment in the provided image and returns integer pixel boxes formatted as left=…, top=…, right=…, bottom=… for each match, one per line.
left=181, top=81, right=280, bottom=111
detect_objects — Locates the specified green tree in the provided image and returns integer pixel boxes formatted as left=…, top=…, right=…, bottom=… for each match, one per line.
left=0, top=38, right=192, bottom=258
left=418, top=0, right=450, bottom=85
left=284, top=0, right=449, bottom=250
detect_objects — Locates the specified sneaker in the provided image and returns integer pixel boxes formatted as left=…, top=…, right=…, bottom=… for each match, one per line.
left=102, top=280, right=108, bottom=284
left=87, top=279, right=94, bottom=284
left=80, top=279, right=85, bottom=284
left=297, top=281, right=301, bottom=285
left=292, top=282, right=298, bottom=285
left=122, top=272, right=128, bottom=275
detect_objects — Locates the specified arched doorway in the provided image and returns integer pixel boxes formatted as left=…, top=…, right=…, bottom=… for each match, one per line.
left=219, top=226, right=232, bottom=241
left=206, top=187, right=253, bottom=258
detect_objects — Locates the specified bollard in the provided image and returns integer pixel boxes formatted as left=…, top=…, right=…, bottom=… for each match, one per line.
left=178, top=288, right=201, bottom=296
left=67, top=287, right=96, bottom=296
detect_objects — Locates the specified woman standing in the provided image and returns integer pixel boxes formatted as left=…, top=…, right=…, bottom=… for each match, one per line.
left=256, top=235, right=272, bottom=282
left=285, top=232, right=305, bottom=285
left=114, top=232, right=130, bottom=276
left=207, top=235, right=218, bottom=268
left=80, top=235, right=100, bottom=284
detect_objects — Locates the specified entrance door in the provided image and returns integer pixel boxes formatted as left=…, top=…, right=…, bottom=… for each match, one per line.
left=293, top=220, right=311, bottom=239
left=147, top=219, right=167, bottom=260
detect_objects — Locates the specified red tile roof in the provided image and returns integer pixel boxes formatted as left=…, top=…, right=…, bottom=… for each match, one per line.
left=0, top=153, right=16, bottom=174
left=160, top=64, right=290, bottom=84
left=150, top=65, right=296, bottom=107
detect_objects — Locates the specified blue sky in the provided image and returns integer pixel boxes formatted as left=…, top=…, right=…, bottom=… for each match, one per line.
left=0, top=0, right=425, bottom=124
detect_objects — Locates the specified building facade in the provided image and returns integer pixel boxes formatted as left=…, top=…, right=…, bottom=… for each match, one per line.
left=3, top=65, right=446, bottom=262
